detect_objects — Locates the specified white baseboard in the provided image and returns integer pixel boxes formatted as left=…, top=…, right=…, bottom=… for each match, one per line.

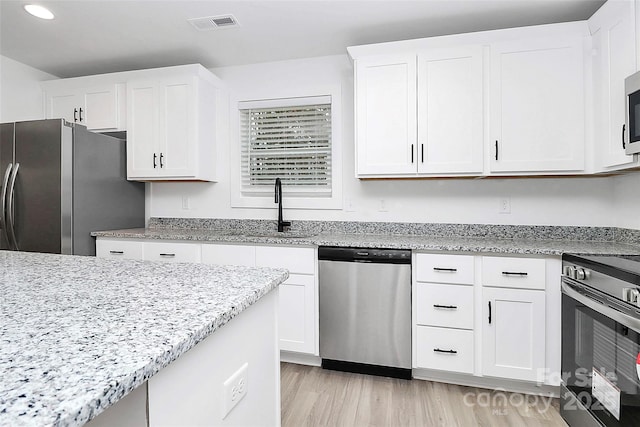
left=280, top=351, right=321, bottom=367
left=412, top=368, right=560, bottom=397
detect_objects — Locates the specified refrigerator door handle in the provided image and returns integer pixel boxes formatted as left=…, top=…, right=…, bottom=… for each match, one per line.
left=7, top=163, right=19, bottom=251
left=1, top=163, right=13, bottom=246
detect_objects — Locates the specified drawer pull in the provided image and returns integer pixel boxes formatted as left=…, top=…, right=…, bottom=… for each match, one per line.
left=109, top=250, right=124, bottom=255
left=433, top=267, right=457, bottom=272
left=159, top=253, right=176, bottom=257
left=433, top=304, right=458, bottom=310
left=433, top=348, right=458, bottom=354
left=502, top=271, right=528, bottom=276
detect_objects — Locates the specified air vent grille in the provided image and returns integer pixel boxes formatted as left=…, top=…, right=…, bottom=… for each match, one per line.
left=188, top=14, right=239, bottom=31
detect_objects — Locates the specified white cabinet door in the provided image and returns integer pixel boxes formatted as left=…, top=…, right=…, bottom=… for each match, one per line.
left=355, top=54, right=417, bottom=176
left=127, top=81, right=160, bottom=178
left=48, top=93, right=78, bottom=124
left=490, top=36, right=585, bottom=173
left=256, top=245, right=317, bottom=355
left=46, top=84, right=122, bottom=131
left=417, top=46, right=484, bottom=174
left=158, top=76, right=198, bottom=178
left=590, top=0, right=639, bottom=169
left=83, top=85, right=120, bottom=130
left=126, top=69, right=217, bottom=181
left=95, top=239, right=144, bottom=260
left=279, top=274, right=316, bottom=354
left=482, top=287, right=545, bottom=382
left=143, top=241, right=201, bottom=263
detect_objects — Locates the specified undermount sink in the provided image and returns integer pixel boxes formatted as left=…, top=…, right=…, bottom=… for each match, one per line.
left=242, top=231, right=314, bottom=239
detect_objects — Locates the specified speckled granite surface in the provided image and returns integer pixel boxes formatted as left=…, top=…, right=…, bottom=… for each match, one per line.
left=0, top=251, right=288, bottom=427
left=145, top=218, right=619, bottom=241
left=92, top=218, right=640, bottom=256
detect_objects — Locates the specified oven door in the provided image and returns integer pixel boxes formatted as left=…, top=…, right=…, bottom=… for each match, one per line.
left=561, top=279, right=640, bottom=426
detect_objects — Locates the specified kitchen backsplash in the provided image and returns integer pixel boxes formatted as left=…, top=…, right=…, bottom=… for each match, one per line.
left=146, top=217, right=640, bottom=244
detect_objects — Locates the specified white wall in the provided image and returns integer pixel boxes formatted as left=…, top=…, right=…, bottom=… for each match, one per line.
left=613, top=173, right=640, bottom=229
left=0, top=55, right=57, bottom=122
left=149, top=54, right=619, bottom=227
left=0, top=55, right=628, bottom=228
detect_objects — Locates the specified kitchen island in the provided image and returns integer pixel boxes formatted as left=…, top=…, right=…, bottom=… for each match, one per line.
left=0, top=251, right=288, bottom=427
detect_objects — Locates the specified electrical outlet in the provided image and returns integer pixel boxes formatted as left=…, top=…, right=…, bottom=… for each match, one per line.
left=499, top=197, right=511, bottom=214
left=222, top=363, right=248, bottom=419
left=378, top=199, right=388, bottom=212
left=344, top=198, right=356, bottom=212
left=182, top=196, right=190, bottom=210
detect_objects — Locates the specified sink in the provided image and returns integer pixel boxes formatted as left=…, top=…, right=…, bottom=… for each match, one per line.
left=242, top=231, right=314, bottom=239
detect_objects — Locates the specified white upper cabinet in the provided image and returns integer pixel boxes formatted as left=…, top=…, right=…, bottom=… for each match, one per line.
left=126, top=65, right=222, bottom=182
left=354, top=48, right=483, bottom=178
left=417, top=46, right=484, bottom=174
left=355, top=54, right=417, bottom=176
left=351, top=22, right=589, bottom=177
left=590, top=0, right=639, bottom=170
left=44, top=83, right=125, bottom=131
left=489, top=35, right=585, bottom=173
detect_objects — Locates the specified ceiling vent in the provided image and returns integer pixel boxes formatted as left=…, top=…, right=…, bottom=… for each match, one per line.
left=188, top=14, right=239, bottom=31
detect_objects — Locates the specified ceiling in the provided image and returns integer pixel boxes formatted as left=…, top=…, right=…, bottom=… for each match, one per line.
left=0, top=0, right=605, bottom=79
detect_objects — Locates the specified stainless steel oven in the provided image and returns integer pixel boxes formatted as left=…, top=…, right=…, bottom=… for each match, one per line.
left=561, top=254, right=640, bottom=427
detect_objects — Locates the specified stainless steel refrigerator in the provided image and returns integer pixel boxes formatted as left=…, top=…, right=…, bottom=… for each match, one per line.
left=0, top=119, right=145, bottom=256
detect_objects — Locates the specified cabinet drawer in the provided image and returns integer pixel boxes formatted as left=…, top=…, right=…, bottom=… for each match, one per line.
left=482, top=256, right=545, bottom=290
left=143, top=241, right=201, bottom=263
left=416, top=283, right=474, bottom=329
left=416, top=253, right=474, bottom=284
left=96, top=239, right=143, bottom=260
left=415, top=326, right=474, bottom=373
left=255, top=246, right=315, bottom=275
left=201, top=244, right=256, bottom=267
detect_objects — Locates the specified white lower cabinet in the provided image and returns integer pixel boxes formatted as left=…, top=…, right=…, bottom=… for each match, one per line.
left=481, top=287, right=546, bottom=382
left=96, top=238, right=319, bottom=358
left=256, top=246, right=318, bottom=355
left=277, top=274, right=317, bottom=354
left=96, top=239, right=143, bottom=260
left=416, top=326, right=474, bottom=374
left=414, top=253, right=475, bottom=373
left=143, top=241, right=201, bottom=263
left=414, top=252, right=558, bottom=389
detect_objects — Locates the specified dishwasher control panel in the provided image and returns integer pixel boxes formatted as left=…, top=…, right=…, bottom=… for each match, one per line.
left=318, top=246, right=411, bottom=264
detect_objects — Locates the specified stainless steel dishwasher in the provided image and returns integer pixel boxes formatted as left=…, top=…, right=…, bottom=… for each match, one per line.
left=318, top=246, right=412, bottom=379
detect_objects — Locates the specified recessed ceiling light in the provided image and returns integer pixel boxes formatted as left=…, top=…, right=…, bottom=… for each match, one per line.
left=24, top=4, right=55, bottom=20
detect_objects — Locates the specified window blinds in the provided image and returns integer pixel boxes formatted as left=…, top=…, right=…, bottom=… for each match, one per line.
left=239, top=98, right=332, bottom=196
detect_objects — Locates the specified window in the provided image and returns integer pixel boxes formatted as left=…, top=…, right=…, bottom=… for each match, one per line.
left=239, top=96, right=332, bottom=196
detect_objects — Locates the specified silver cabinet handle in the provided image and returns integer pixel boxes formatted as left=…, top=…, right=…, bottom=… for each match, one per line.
left=159, top=253, right=176, bottom=257
left=7, top=163, right=19, bottom=250
left=109, top=250, right=124, bottom=255
left=433, top=348, right=457, bottom=354
left=1, top=163, right=12, bottom=247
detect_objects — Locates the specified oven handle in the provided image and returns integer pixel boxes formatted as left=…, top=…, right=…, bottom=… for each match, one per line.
left=562, top=281, right=640, bottom=333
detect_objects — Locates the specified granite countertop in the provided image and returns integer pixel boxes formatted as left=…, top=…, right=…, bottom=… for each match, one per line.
left=0, top=251, right=288, bottom=427
left=92, top=227, right=640, bottom=256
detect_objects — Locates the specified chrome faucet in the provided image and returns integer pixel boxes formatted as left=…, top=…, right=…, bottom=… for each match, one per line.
left=275, top=178, right=291, bottom=232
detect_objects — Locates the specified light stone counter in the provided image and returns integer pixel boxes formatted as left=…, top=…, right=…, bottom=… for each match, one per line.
left=92, top=227, right=640, bottom=256
left=0, top=251, right=288, bottom=427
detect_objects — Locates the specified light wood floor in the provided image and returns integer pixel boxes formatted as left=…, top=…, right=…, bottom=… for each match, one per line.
left=281, top=363, right=568, bottom=427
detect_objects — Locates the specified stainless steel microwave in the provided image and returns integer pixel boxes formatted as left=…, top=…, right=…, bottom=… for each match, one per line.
left=625, top=70, right=640, bottom=154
